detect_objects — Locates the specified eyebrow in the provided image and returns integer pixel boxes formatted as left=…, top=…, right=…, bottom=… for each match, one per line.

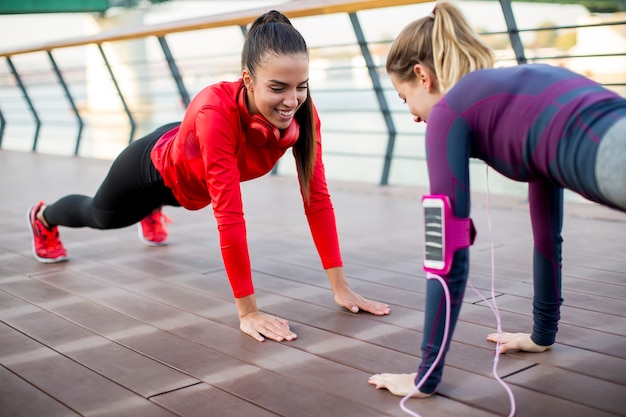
left=269, top=78, right=310, bottom=86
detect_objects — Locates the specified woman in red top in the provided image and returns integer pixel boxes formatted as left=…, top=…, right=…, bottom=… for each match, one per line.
left=27, top=10, right=390, bottom=342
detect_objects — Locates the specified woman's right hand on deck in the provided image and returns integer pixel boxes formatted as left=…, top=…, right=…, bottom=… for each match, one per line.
left=235, top=294, right=297, bottom=342
left=239, top=311, right=298, bottom=342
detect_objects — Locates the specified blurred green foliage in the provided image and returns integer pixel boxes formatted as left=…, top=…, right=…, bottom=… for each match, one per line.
left=109, top=0, right=172, bottom=7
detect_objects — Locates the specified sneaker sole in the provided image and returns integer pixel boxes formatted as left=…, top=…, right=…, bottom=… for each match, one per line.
left=137, top=224, right=168, bottom=247
left=27, top=206, right=68, bottom=264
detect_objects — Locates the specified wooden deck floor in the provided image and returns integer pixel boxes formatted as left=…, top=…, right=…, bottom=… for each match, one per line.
left=1, top=149, right=625, bottom=417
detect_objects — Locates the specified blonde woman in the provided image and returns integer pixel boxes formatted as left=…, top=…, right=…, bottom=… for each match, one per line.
left=370, top=0, right=626, bottom=398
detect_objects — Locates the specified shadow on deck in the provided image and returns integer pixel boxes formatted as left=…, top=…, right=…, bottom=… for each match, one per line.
left=0, top=150, right=625, bottom=417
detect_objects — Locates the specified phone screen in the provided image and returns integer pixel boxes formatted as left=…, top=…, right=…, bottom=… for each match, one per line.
left=424, top=206, right=444, bottom=263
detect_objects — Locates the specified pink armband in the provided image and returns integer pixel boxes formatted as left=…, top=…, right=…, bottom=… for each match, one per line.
left=422, top=194, right=476, bottom=275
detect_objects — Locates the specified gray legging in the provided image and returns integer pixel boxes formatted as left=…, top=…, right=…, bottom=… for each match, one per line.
left=596, top=117, right=626, bottom=211
left=43, top=122, right=182, bottom=229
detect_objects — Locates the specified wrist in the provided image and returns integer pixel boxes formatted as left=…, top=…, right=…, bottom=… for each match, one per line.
left=326, top=266, right=349, bottom=292
left=235, top=294, right=258, bottom=319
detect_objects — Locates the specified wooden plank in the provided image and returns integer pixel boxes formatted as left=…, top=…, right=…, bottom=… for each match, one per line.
left=505, top=365, right=626, bottom=416
left=0, top=275, right=399, bottom=416
left=0, top=323, right=177, bottom=417
left=0, top=283, right=201, bottom=398
left=64, top=257, right=536, bottom=382
left=0, top=365, right=80, bottom=417
left=151, top=382, right=280, bottom=417
left=437, top=370, right=619, bottom=417
left=69, top=241, right=626, bottom=403
left=45, top=263, right=547, bottom=417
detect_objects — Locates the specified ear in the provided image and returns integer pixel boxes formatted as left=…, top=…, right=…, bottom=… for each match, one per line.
left=412, top=64, right=437, bottom=93
left=242, top=68, right=253, bottom=92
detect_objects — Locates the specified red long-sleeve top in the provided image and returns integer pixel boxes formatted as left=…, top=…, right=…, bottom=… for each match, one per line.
left=150, top=79, right=342, bottom=298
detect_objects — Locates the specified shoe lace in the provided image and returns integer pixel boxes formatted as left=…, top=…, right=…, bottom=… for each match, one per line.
left=37, top=222, right=63, bottom=250
left=147, top=210, right=171, bottom=234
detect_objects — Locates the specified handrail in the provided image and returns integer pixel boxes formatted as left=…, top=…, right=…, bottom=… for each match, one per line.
left=0, top=0, right=426, bottom=57
left=0, top=0, right=432, bottom=185
left=1, top=0, right=624, bottom=190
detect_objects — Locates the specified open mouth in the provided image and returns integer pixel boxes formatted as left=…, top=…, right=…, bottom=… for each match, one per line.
left=276, top=109, right=294, bottom=118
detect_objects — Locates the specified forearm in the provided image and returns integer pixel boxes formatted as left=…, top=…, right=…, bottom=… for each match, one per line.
left=218, top=222, right=254, bottom=298
left=528, top=181, right=564, bottom=346
left=306, top=206, right=343, bottom=269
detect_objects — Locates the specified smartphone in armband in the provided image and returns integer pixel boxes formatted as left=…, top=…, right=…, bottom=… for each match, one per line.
left=422, top=195, right=476, bottom=276
left=423, top=197, right=446, bottom=273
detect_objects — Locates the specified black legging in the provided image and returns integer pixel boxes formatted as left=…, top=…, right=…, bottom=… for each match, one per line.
left=44, top=122, right=182, bottom=229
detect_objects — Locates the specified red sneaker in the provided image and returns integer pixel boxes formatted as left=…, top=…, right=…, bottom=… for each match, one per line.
left=139, top=208, right=171, bottom=246
left=27, top=201, right=68, bottom=263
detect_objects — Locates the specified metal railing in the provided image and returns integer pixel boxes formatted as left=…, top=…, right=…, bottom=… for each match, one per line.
left=1, top=0, right=624, bottom=189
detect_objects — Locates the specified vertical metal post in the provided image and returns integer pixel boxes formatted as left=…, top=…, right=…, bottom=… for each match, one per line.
left=157, top=35, right=190, bottom=108
left=6, top=56, right=41, bottom=151
left=97, top=43, right=136, bottom=144
left=0, top=107, right=5, bottom=147
left=47, top=50, right=84, bottom=156
left=349, top=12, right=397, bottom=186
left=499, top=0, right=527, bottom=64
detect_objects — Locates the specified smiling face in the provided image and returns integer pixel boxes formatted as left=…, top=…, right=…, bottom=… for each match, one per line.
left=389, top=64, right=443, bottom=124
left=242, top=52, right=309, bottom=130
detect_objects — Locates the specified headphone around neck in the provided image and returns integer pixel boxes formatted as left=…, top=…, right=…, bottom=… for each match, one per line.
left=237, top=86, right=300, bottom=149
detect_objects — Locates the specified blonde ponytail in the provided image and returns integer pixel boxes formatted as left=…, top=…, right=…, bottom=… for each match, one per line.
left=432, top=0, right=494, bottom=92
left=386, top=0, right=494, bottom=92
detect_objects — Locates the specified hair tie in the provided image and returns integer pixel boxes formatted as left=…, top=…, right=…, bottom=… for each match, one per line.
left=429, top=13, right=435, bottom=19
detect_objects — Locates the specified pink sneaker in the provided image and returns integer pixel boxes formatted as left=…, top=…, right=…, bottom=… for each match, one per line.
left=27, top=201, right=68, bottom=263
left=139, top=208, right=171, bottom=246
